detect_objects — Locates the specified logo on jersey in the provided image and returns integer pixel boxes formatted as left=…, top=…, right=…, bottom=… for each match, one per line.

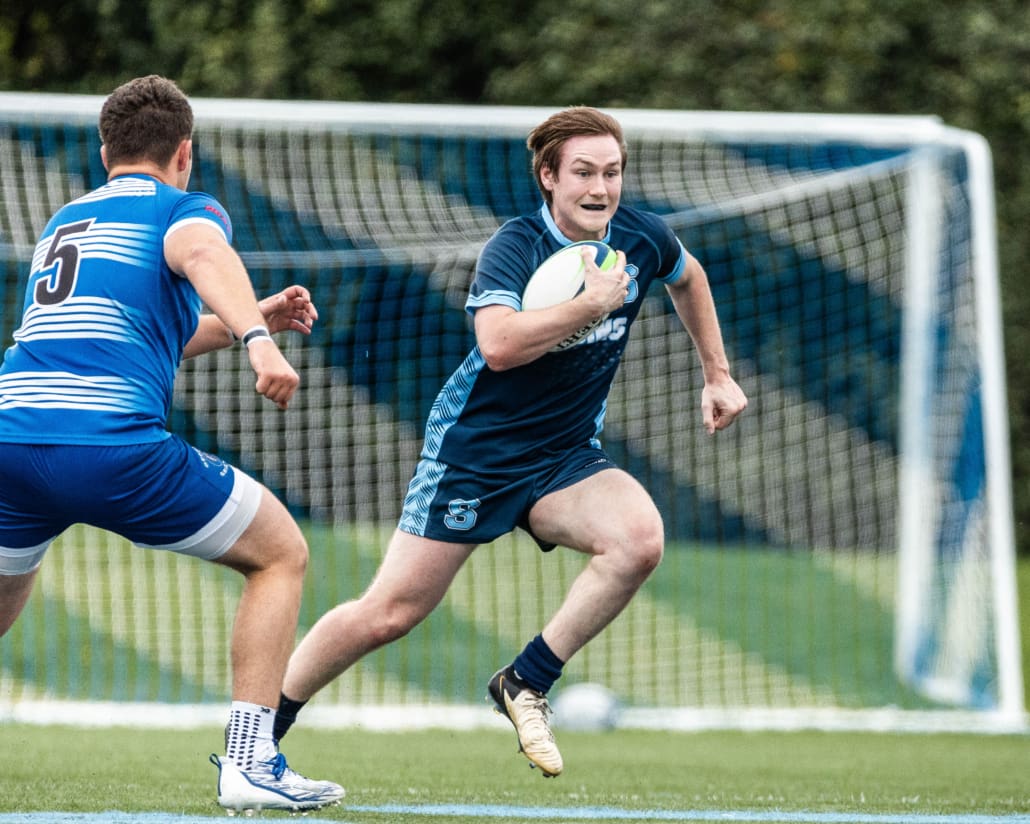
left=580, top=316, right=628, bottom=346
left=624, top=263, right=640, bottom=304
left=204, top=203, right=230, bottom=231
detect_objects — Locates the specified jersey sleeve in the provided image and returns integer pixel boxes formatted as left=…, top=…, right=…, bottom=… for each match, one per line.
left=165, top=192, right=234, bottom=246
left=464, top=221, right=536, bottom=315
left=653, top=217, right=689, bottom=285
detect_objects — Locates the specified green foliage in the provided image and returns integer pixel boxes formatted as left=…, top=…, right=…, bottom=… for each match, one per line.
left=2, top=0, right=1030, bottom=551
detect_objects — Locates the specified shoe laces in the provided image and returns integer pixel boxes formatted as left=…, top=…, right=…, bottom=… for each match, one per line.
left=515, top=691, right=556, bottom=742
left=263, top=752, right=288, bottom=781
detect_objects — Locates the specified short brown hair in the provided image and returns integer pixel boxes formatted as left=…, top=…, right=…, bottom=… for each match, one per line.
left=526, top=106, right=628, bottom=204
left=99, top=75, right=193, bottom=168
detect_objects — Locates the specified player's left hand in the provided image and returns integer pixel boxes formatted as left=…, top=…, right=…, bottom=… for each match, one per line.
left=259, top=285, right=318, bottom=336
left=701, top=376, right=747, bottom=435
left=247, top=338, right=300, bottom=410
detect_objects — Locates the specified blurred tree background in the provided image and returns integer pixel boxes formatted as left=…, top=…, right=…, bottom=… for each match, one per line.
left=2, top=0, right=1029, bottom=551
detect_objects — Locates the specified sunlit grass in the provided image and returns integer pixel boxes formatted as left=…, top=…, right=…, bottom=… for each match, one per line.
left=0, top=725, right=1027, bottom=820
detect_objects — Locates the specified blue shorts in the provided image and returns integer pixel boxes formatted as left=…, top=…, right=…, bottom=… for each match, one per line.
left=398, top=443, right=617, bottom=550
left=0, top=436, right=263, bottom=575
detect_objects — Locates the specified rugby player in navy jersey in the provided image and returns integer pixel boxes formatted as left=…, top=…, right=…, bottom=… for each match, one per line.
left=0, top=75, right=343, bottom=813
left=276, top=106, right=747, bottom=776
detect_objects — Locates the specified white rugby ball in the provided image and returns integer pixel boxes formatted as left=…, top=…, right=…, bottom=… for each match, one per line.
left=521, top=240, right=617, bottom=350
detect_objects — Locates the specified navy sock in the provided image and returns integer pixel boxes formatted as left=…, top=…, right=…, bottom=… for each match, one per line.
left=511, top=634, right=564, bottom=694
left=273, top=693, right=308, bottom=742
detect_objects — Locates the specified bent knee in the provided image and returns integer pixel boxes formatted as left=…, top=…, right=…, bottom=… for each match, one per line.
left=263, top=521, right=309, bottom=575
left=233, top=528, right=308, bottom=578
left=602, top=523, right=663, bottom=578
left=364, top=602, right=423, bottom=648
left=631, top=532, right=664, bottom=575
left=281, top=536, right=309, bottom=576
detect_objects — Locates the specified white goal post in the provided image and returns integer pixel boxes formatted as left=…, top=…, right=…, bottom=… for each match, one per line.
left=0, top=93, right=1023, bottom=733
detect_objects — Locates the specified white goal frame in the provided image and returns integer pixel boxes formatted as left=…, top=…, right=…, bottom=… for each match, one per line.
left=0, top=93, right=1022, bottom=733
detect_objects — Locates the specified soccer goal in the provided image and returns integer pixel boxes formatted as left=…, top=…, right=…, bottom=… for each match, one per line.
left=0, top=93, right=1023, bottom=733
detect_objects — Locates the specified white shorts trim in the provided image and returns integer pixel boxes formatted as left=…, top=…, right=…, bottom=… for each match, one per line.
left=135, top=467, right=263, bottom=561
left=0, top=539, right=51, bottom=575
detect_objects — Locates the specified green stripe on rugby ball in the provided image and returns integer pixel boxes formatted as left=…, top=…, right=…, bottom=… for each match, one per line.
left=521, top=240, right=617, bottom=311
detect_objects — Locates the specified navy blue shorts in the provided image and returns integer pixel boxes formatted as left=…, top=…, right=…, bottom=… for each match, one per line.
left=0, top=436, right=262, bottom=574
left=398, top=443, right=617, bottom=550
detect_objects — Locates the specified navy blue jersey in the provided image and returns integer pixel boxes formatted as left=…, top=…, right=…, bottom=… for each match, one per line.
left=424, top=202, right=686, bottom=472
left=0, top=174, right=232, bottom=445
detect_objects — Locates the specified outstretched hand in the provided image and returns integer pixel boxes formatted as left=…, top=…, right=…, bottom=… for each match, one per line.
left=248, top=285, right=317, bottom=409
left=259, top=285, right=318, bottom=336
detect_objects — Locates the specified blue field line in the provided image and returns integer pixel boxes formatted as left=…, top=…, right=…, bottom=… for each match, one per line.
left=350, top=807, right=1030, bottom=824
left=350, top=806, right=1030, bottom=823
left=2, top=809, right=1030, bottom=824
left=0, top=816, right=346, bottom=824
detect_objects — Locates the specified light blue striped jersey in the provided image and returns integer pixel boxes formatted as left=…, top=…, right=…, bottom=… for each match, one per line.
left=0, top=173, right=233, bottom=444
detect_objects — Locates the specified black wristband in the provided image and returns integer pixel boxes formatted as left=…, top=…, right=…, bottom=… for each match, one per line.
left=241, top=325, right=272, bottom=347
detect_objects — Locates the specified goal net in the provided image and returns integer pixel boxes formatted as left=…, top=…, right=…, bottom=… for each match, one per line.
left=0, top=94, right=1022, bottom=732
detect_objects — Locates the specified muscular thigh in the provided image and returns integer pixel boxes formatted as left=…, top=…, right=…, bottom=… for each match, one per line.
left=528, top=468, right=663, bottom=555
left=364, top=529, right=477, bottom=613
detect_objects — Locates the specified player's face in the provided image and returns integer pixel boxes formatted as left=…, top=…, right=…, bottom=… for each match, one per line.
left=542, top=134, right=623, bottom=242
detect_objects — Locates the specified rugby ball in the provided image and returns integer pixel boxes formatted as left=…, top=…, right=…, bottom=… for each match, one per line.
left=521, top=240, right=617, bottom=350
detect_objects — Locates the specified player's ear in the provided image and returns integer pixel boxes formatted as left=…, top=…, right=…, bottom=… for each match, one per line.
left=176, top=139, right=192, bottom=173
left=100, top=144, right=109, bottom=171
left=540, top=164, right=557, bottom=191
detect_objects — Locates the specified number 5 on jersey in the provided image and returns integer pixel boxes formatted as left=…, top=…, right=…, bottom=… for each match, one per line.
left=35, top=218, right=94, bottom=305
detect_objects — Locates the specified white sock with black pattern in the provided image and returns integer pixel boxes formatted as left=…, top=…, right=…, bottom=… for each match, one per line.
left=224, top=701, right=278, bottom=770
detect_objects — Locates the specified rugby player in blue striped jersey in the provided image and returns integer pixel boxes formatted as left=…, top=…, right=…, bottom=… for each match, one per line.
left=0, top=75, right=343, bottom=814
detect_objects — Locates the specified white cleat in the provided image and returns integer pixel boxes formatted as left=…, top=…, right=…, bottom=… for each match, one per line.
left=211, top=752, right=344, bottom=814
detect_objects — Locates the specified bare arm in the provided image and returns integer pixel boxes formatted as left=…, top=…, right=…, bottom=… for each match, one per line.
left=183, top=313, right=240, bottom=357
left=164, top=222, right=300, bottom=409
left=475, top=248, right=630, bottom=371
left=182, top=285, right=319, bottom=360
left=666, top=252, right=748, bottom=434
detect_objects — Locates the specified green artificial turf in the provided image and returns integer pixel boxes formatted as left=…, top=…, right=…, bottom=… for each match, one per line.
left=0, top=725, right=1027, bottom=821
